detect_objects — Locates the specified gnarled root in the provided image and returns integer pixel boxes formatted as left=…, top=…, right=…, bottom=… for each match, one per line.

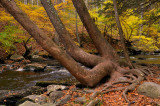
left=88, top=67, right=154, bottom=105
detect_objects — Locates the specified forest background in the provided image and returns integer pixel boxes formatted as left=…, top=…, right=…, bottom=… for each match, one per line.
left=0, top=0, right=159, bottom=62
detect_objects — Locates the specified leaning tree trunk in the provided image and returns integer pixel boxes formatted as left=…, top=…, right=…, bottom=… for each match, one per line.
left=0, top=0, right=118, bottom=87
left=72, top=0, right=118, bottom=60
left=40, top=0, right=103, bottom=67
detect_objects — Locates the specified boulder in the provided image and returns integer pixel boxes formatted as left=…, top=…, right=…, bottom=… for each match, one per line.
left=10, top=54, right=24, bottom=61
left=49, top=91, right=65, bottom=103
left=24, top=63, right=47, bottom=72
left=47, top=85, right=68, bottom=94
left=137, top=82, right=160, bottom=98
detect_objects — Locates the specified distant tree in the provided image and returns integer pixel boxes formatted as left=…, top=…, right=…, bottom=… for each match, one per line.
left=113, top=0, right=134, bottom=68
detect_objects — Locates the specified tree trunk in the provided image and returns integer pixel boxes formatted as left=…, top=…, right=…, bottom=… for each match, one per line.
left=113, top=0, right=134, bottom=68
left=72, top=0, right=118, bottom=60
left=0, top=0, right=118, bottom=87
left=40, top=0, right=102, bottom=67
left=75, top=11, right=81, bottom=47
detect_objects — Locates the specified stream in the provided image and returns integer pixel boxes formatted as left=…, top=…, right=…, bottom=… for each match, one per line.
left=0, top=54, right=160, bottom=90
left=0, top=60, right=77, bottom=90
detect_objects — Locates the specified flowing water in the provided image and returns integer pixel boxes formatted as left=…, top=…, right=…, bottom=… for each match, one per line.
left=0, top=65, right=77, bottom=90
left=0, top=54, right=160, bottom=90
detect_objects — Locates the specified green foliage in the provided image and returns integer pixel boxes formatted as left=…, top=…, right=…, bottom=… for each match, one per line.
left=0, top=25, right=23, bottom=54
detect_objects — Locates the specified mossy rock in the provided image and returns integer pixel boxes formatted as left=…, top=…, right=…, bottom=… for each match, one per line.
left=36, top=80, right=78, bottom=87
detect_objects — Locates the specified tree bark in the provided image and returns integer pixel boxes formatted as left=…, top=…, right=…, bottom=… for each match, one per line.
left=40, top=0, right=103, bottom=67
left=72, top=0, right=118, bottom=61
left=0, top=0, right=117, bottom=87
left=113, top=0, right=134, bottom=68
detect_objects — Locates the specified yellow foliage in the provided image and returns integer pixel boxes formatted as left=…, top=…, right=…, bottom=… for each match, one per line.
left=0, top=11, right=14, bottom=22
left=132, top=36, right=158, bottom=51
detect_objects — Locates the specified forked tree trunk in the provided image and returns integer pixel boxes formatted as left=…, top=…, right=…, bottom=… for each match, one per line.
left=72, top=0, right=118, bottom=61
left=40, top=0, right=103, bottom=67
left=0, top=0, right=120, bottom=87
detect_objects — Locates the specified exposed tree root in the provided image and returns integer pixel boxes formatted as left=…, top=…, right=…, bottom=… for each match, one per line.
left=87, top=67, right=154, bottom=105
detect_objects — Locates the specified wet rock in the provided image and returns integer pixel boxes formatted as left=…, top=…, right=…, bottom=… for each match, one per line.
left=24, top=95, right=47, bottom=104
left=47, top=85, right=68, bottom=94
left=137, top=82, right=160, bottom=98
left=19, top=101, right=39, bottom=106
left=10, top=54, right=24, bottom=61
left=49, top=91, right=65, bottom=103
left=74, top=97, right=86, bottom=104
left=24, top=63, right=47, bottom=72
left=55, top=95, right=71, bottom=105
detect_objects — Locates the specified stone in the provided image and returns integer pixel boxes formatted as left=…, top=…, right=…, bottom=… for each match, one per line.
left=41, top=103, right=56, bottom=106
left=24, top=95, right=47, bottom=104
left=87, top=98, right=100, bottom=106
left=10, top=54, right=24, bottom=61
left=19, top=101, right=39, bottom=106
left=49, top=91, right=65, bottom=103
left=84, top=90, right=95, bottom=93
left=31, top=55, right=45, bottom=62
left=137, top=82, right=160, bottom=98
left=24, top=63, right=47, bottom=72
left=55, top=95, right=71, bottom=105
left=74, top=97, right=86, bottom=104
left=47, top=85, right=67, bottom=94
